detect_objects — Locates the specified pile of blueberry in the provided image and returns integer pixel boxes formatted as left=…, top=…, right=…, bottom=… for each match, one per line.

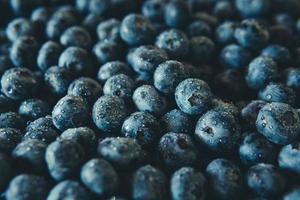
left=1, top=0, right=300, bottom=199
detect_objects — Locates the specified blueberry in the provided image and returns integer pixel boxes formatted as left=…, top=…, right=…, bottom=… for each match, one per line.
left=120, top=14, right=155, bottom=46
left=206, top=158, right=243, bottom=200
left=0, top=128, right=23, bottom=153
left=23, top=126, right=59, bottom=144
left=283, top=188, right=300, bottom=200
left=235, top=20, right=269, bottom=50
left=170, top=167, right=206, bottom=200
left=60, top=127, right=97, bottom=155
left=189, top=36, right=215, bottom=64
left=31, top=7, right=52, bottom=25
left=60, top=26, right=92, bottom=49
left=9, top=0, right=43, bottom=16
left=58, top=46, right=94, bottom=75
left=5, top=174, right=50, bottom=200
left=0, top=55, right=13, bottom=76
left=286, top=68, right=300, bottom=90
left=256, top=102, right=300, bottom=145
left=47, top=180, right=92, bottom=200
left=161, top=109, right=193, bottom=134
left=239, top=132, right=277, bottom=166
left=195, top=109, right=241, bottom=154
left=26, top=115, right=56, bottom=132
left=278, top=142, right=300, bottom=175
left=186, top=20, right=212, bottom=38
left=19, top=99, right=51, bottom=120
left=98, top=137, right=145, bottom=169
left=6, top=18, right=36, bottom=42
left=68, top=77, right=102, bottom=105
left=0, top=112, right=25, bottom=129
left=103, top=74, right=135, bottom=101
left=211, top=99, right=240, bottom=118
left=261, top=44, right=291, bottom=66
left=215, top=21, right=237, bottom=45
left=93, top=40, right=124, bottom=64
left=45, top=139, right=85, bottom=181
left=246, top=163, right=286, bottom=197
left=37, top=41, right=62, bottom=72
left=81, top=158, right=119, bottom=196
left=121, top=111, right=161, bottom=147
left=0, top=153, right=13, bottom=191
left=133, top=85, right=167, bottom=116
left=213, top=0, right=235, bottom=20
left=128, top=45, right=168, bottom=75
left=274, top=13, right=295, bottom=29
left=88, top=0, right=111, bottom=15
left=235, top=0, right=271, bottom=18
left=246, top=56, right=278, bottom=89
left=164, top=0, right=191, bottom=28
left=258, top=82, right=296, bottom=105
left=75, top=0, right=89, bottom=12
left=98, top=61, right=132, bottom=83
left=44, top=66, right=73, bottom=97
left=97, top=19, right=121, bottom=42
left=155, top=29, right=189, bottom=60
left=142, top=0, right=165, bottom=22
left=12, top=139, right=47, bottom=173
left=82, top=13, right=103, bottom=34
left=241, top=100, right=267, bottom=129
left=220, top=44, right=252, bottom=69
left=92, top=95, right=128, bottom=133
left=10, top=36, right=39, bottom=68
left=132, top=165, right=167, bottom=200
left=175, top=78, right=212, bottom=115
left=52, top=95, right=90, bottom=131
left=158, top=132, right=199, bottom=170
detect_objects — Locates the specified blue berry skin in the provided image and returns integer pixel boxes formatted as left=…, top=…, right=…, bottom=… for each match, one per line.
left=9, top=36, right=39, bottom=68
left=246, top=57, right=278, bottom=89
left=52, top=95, right=90, bottom=131
left=283, top=188, right=300, bottom=200
left=206, top=158, right=244, bottom=200
left=261, top=44, right=291, bottom=66
left=6, top=18, right=36, bottom=42
left=274, top=13, right=295, bottom=29
left=211, top=99, right=240, bottom=118
left=278, top=142, right=300, bottom=175
left=44, top=66, right=73, bottom=97
left=158, top=132, right=199, bottom=170
left=93, top=40, right=124, bottom=64
left=171, top=167, right=206, bottom=200
left=0, top=55, right=13, bottom=76
left=239, top=132, right=277, bottom=166
left=128, top=45, right=168, bottom=75
left=154, top=60, right=188, bottom=94
left=60, top=127, right=97, bottom=155
left=0, top=153, right=13, bottom=191
left=258, top=83, right=296, bottom=105
left=31, top=7, right=51, bottom=25
left=23, top=126, right=59, bottom=144
left=164, top=0, right=191, bottom=28
left=215, top=21, right=237, bottom=45
left=235, top=20, right=269, bottom=50
left=0, top=128, right=23, bottom=153
left=133, top=85, right=167, bottom=116
left=47, top=180, right=92, bottom=200
left=235, top=0, right=271, bottom=18
left=256, top=102, right=300, bottom=145
left=68, top=77, right=102, bottom=105
left=186, top=20, right=212, bottom=38
left=98, top=61, right=132, bottom=83
left=220, top=44, right=252, bottom=69
left=0, top=112, right=25, bottom=130
left=142, top=0, right=165, bottom=22
left=97, top=19, right=121, bottom=42
left=82, top=13, right=103, bottom=35
left=189, top=36, right=215, bottom=64
left=88, top=0, right=111, bottom=15
left=195, top=109, right=241, bottom=154
left=98, top=137, right=146, bottom=169
left=161, top=109, right=193, bottom=134
left=155, top=29, right=189, bottom=60
left=92, top=95, right=128, bottom=134
left=213, top=0, right=235, bottom=20
left=175, top=78, right=212, bottom=115
left=60, top=26, right=92, bottom=49
left=19, top=99, right=51, bottom=120
left=37, top=41, right=62, bottom=72
left=132, top=165, right=167, bottom=200
left=9, top=0, right=43, bottom=16
left=12, top=139, right=47, bottom=174
left=58, top=46, right=94, bottom=75
left=26, top=115, right=56, bottom=132
left=81, top=158, right=119, bottom=197
left=246, top=163, right=286, bottom=197
left=45, top=139, right=85, bottom=181
left=120, top=14, right=155, bottom=46
left=5, top=174, right=50, bottom=200
left=121, top=112, right=161, bottom=148
left=286, top=68, right=300, bottom=90
left=241, top=100, right=268, bottom=129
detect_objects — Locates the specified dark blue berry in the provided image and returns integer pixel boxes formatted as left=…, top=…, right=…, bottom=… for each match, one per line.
left=23, top=126, right=58, bottom=144
left=97, top=19, right=121, bottom=42
left=215, top=21, right=237, bottom=45
left=283, top=188, right=300, bottom=200
left=37, top=41, right=62, bottom=72
left=142, top=0, right=165, bottom=22
left=0, top=112, right=25, bottom=130
left=93, top=40, right=124, bottom=64
left=161, top=109, right=193, bottom=134
left=6, top=18, right=36, bottom=42
left=19, top=98, right=51, bottom=120
left=164, top=0, right=191, bottom=28
left=261, top=44, right=291, bottom=66
left=60, top=26, right=92, bottom=49
left=0, top=128, right=23, bottom=153
left=186, top=20, right=212, bottom=38
left=220, top=44, right=252, bottom=69
left=235, top=0, right=271, bottom=18
left=241, top=100, right=268, bottom=129
left=286, top=68, right=300, bottom=90
left=0, top=153, right=13, bottom=191
left=88, top=0, right=111, bottom=16
left=26, top=115, right=56, bottom=132
left=97, top=61, right=132, bottom=83
left=278, top=142, right=300, bottom=175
